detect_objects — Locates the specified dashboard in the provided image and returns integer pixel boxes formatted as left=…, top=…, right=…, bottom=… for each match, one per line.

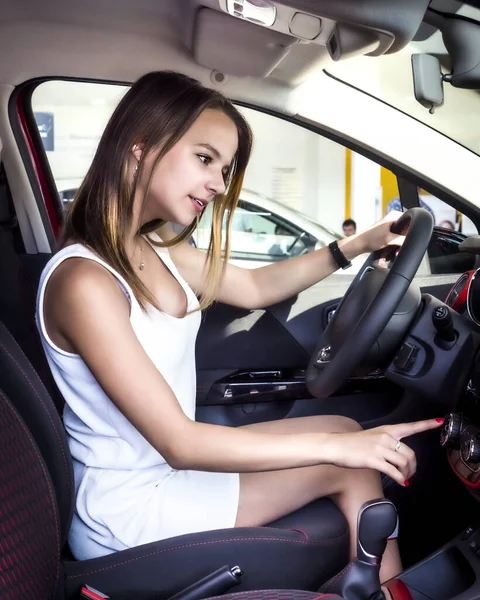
left=445, top=270, right=476, bottom=315
left=441, top=268, right=480, bottom=497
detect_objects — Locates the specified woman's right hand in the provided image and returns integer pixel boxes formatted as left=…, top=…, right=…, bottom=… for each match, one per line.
left=326, top=418, right=444, bottom=486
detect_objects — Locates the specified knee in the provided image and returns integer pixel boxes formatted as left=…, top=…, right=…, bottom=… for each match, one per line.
left=334, top=416, right=363, bottom=433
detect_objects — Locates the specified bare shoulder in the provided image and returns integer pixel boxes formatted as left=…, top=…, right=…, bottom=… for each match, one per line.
left=48, top=256, right=125, bottom=301
left=44, top=257, right=130, bottom=330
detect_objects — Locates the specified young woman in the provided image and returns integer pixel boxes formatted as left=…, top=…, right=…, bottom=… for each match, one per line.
left=36, top=71, right=442, bottom=583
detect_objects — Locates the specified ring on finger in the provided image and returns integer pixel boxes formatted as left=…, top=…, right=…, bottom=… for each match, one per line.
left=394, top=440, right=402, bottom=452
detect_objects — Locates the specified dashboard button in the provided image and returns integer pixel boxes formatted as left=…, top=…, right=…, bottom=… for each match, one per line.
left=440, top=413, right=466, bottom=449
left=461, top=429, right=480, bottom=464
left=393, top=342, right=418, bottom=372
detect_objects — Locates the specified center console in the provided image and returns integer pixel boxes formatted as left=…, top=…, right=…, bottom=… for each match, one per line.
left=391, top=373, right=480, bottom=599
left=387, top=267, right=480, bottom=600
left=442, top=412, right=480, bottom=493
left=394, top=522, right=478, bottom=600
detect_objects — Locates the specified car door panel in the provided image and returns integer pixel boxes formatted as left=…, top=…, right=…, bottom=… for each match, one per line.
left=195, top=274, right=459, bottom=427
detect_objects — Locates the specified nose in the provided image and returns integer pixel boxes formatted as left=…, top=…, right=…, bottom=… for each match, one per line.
left=206, top=168, right=227, bottom=196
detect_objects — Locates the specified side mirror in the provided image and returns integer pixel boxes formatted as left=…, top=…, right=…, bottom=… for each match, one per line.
left=411, top=54, right=444, bottom=114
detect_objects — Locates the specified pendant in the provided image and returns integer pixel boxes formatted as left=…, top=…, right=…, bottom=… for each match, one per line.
left=139, top=261, right=145, bottom=270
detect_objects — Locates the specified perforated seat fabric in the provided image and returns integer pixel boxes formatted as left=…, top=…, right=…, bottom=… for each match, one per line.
left=0, top=320, right=74, bottom=546
left=0, top=388, right=61, bottom=599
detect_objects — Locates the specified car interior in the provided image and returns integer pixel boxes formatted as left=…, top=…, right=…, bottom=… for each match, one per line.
left=3, top=0, right=480, bottom=599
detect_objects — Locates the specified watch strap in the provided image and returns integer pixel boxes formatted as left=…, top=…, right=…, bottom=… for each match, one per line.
left=328, top=241, right=352, bottom=270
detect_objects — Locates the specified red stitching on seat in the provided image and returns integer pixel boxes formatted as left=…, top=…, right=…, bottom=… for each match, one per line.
left=0, top=389, right=61, bottom=585
left=67, top=531, right=348, bottom=580
left=0, top=337, right=72, bottom=507
left=211, top=590, right=333, bottom=600
left=288, top=528, right=310, bottom=540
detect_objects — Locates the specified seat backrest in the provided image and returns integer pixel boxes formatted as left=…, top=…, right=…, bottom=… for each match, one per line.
left=0, top=386, right=61, bottom=599
left=0, top=224, right=64, bottom=411
left=0, top=319, right=74, bottom=546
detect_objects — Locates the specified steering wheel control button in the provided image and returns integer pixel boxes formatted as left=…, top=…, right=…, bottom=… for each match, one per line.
left=315, top=345, right=331, bottom=366
left=432, top=305, right=456, bottom=343
left=462, top=526, right=475, bottom=541
left=440, top=413, right=465, bottom=448
left=393, top=342, right=418, bottom=372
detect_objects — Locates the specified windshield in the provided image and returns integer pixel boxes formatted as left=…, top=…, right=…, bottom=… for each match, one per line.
left=325, top=3, right=480, bottom=155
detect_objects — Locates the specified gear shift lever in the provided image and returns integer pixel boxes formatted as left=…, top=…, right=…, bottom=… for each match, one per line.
left=320, top=499, right=398, bottom=600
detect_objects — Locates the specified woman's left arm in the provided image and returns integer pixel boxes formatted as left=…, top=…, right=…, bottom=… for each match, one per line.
left=164, top=211, right=405, bottom=310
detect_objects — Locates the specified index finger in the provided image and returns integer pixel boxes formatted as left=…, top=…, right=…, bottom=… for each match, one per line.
left=389, top=418, right=444, bottom=440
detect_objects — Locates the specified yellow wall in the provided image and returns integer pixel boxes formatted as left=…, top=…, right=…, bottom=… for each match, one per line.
left=380, top=167, right=398, bottom=215
left=345, top=148, right=351, bottom=218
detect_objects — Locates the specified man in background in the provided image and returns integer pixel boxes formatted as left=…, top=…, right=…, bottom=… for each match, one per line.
left=342, top=218, right=357, bottom=237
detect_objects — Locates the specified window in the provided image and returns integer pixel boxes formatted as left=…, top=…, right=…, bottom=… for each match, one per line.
left=194, top=197, right=338, bottom=266
left=326, top=4, right=480, bottom=155
left=31, top=79, right=476, bottom=275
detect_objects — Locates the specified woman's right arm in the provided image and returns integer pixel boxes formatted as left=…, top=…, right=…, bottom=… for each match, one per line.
left=47, top=261, right=441, bottom=487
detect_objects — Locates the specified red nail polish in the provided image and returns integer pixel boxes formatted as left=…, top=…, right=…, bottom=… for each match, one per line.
left=435, top=418, right=445, bottom=424
left=404, top=480, right=410, bottom=487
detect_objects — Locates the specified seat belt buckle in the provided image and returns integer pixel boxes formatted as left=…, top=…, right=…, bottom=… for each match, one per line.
left=80, top=585, right=110, bottom=599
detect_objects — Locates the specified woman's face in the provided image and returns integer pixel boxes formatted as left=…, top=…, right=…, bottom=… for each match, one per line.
left=138, top=108, right=239, bottom=226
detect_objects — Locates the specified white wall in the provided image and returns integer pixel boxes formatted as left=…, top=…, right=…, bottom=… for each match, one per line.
left=351, top=153, right=381, bottom=232
left=33, top=104, right=113, bottom=183
left=241, top=107, right=347, bottom=233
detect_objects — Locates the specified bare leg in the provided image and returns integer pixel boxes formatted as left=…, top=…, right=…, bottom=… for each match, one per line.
left=236, top=415, right=402, bottom=583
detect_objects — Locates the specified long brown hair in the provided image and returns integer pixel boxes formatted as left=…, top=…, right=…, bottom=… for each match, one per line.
left=62, top=71, right=253, bottom=311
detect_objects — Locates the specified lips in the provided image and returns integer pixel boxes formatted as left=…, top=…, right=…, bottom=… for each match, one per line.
left=192, top=197, right=204, bottom=208
left=189, top=195, right=208, bottom=209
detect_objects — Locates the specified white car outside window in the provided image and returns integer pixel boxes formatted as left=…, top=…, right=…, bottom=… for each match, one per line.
left=193, top=189, right=343, bottom=269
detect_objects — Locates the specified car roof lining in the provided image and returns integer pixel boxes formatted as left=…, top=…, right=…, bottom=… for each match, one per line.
left=0, top=0, right=433, bottom=88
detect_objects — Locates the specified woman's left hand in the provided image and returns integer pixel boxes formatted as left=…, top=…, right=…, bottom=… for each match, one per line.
left=357, top=210, right=406, bottom=254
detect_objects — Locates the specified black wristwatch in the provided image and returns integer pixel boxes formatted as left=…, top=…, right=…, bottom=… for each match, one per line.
left=328, top=241, right=352, bottom=270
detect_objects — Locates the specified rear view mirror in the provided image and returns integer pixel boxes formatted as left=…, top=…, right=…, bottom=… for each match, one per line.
left=442, top=16, right=480, bottom=90
left=411, top=54, right=444, bottom=114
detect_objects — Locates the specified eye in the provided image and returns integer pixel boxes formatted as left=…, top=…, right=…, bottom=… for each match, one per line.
left=197, top=154, right=212, bottom=165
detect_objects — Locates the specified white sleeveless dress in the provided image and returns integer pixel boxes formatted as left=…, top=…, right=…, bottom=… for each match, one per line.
left=35, top=233, right=240, bottom=560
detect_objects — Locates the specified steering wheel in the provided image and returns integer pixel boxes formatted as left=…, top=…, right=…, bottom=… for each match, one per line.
left=306, top=208, right=434, bottom=398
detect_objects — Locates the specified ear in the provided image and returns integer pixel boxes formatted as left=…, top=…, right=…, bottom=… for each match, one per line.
left=131, top=143, right=145, bottom=163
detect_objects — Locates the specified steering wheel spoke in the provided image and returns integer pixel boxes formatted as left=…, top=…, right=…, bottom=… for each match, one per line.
left=306, top=208, right=434, bottom=398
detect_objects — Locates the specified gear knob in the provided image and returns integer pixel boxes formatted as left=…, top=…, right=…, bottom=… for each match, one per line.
left=320, top=498, right=398, bottom=600
left=357, top=499, right=398, bottom=564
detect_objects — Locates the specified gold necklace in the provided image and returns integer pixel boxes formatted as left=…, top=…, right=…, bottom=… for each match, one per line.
left=132, top=236, right=145, bottom=271
left=139, top=239, right=145, bottom=271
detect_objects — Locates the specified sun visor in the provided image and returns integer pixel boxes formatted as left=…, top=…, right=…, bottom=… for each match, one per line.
left=191, top=0, right=431, bottom=81
left=275, top=0, right=431, bottom=54
left=193, top=8, right=296, bottom=77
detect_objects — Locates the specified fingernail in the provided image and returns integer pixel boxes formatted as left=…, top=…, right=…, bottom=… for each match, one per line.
left=404, top=480, right=410, bottom=487
left=435, top=418, right=445, bottom=424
